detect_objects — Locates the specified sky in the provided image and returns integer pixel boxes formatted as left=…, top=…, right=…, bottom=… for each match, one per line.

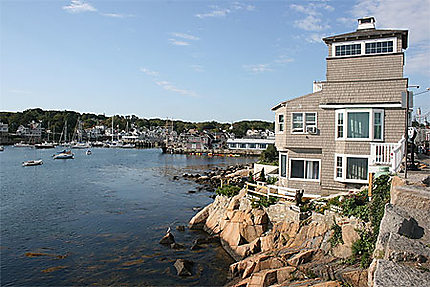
left=1, top=0, right=429, bottom=122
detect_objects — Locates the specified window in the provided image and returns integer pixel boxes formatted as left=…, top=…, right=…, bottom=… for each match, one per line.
left=229, top=143, right=236, bottom=148
left=347, top=157, right=368, bottom=180
left=336, top=156, right=343, bottom=178
left=305, top=113, right=316, bottom=128
left=259, top=144, right=267, bottom=149
left=290, top=159, right=320, bottom=181
left=365, top=41, right=393, bottom=54
left=335, top=44, right=361, bottom=56
left=280, top=154, right=287, bottom=177
left=292, top=112, right=317, bottom=134
left=292, top=113, right=303, bottom=133
left=278, top=114, right=284, bottom=132
left=335, top=155, right=369, bottom=183
left=333, top=38, right=396, bottom=58
left=337, top=112, right=344, bottom=138
left=347, top=112, right=369, bottom=138
left=336, top=109, right=384, bottom=141
left=374, top=111, right=382, bottom=140
left=249, top=143, right=256, bottom=149
left=240, top=143, right=247, bottom=149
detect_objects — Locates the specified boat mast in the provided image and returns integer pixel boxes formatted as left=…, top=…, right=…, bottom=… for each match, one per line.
left=111, top=115, right=114, bottom=142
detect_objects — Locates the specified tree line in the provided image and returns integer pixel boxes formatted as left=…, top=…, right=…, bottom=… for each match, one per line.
left=0, top=108, right=274, bottom=137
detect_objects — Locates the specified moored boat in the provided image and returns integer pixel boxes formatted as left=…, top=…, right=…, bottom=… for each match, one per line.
left=53, top=150, right=74, bottom=159
left=35, top=142, right=55, bottom=149
left=14, top=142, right=33, bottom=148
left=22, top=159, right=43, bottom=166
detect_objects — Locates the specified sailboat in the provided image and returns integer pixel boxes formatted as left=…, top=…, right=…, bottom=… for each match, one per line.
left=71, top=118, right=91, bottom=149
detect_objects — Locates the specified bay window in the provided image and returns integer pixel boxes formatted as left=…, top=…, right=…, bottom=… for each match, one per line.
left=289, top=159, right=320, bottom=181
left=336, top=109, right=383, bottom=141
left=335, top=154, right=369, bottom=183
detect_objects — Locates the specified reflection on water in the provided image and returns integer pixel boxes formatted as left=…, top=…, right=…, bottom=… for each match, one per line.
left=0, top=147, right=255, bottom=286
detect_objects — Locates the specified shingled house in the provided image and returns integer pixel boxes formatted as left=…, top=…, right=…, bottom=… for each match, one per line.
left=272, top=17, right=408, bottom=195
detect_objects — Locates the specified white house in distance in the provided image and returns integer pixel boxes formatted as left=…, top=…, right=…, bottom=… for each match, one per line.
left=227, top=138, right=275, bottom=151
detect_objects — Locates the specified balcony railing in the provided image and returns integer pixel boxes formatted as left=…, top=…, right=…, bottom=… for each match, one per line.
left=370, top=136, right=405, bottom=173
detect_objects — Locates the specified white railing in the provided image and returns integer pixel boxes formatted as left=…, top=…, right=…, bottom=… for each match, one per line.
left=244, top=182, right=320, bottom=202
left=391, top=137, right=406, bottom=173
left=370, top=136, right=405, bottom=172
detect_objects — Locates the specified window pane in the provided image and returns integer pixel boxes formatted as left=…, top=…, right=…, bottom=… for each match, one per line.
left=291, top=160, right=304, bottom=178
left=281, top=155, right=287, bottom=177
left=365, top=41, right=393, bottom=54
left=374, top=112, right=382, bottom=140
left=337, top=113, right=344, bottom=138
left=346, top=157, right=368, bottom=180
left=336, top=156, right=343, bottom=178
left=306, top=161, right=319, bottom=179
left=305, top=113, right=316, bottom=125
left=292, top=113, right=303, bottom=131
left=347, top=112, right=369, bottom=138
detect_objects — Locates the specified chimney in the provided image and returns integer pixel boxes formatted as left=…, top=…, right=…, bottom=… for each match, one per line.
left=357, top=17, right=376, bottom=30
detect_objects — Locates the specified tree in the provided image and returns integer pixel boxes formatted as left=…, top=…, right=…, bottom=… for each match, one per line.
left=259, top=144, right=278, bottom=165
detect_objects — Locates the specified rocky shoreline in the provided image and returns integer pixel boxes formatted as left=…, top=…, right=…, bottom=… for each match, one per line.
left=165, top=164, right=430, bottom=286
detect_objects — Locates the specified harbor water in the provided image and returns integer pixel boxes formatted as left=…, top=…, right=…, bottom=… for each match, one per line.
left=0, top=147, right=255, bottom=286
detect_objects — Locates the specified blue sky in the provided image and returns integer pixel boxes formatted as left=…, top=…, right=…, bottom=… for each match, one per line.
left=1, top=0, right=429, bottom=122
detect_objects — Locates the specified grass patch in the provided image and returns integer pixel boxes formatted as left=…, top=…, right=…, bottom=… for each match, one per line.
left=215, top=185, right=241, bottom=197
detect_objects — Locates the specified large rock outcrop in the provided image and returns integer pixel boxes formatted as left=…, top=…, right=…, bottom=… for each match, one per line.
left=369, top=176, right=430, bottom=287
left=189, top=190, right=367, bottom=286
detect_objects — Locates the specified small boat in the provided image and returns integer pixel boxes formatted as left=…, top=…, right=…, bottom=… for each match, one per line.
left=122, top=143, right=135, bottom=148
left=53, top=150, right=74, bottom=159
left=35, top=142, right=55, bottom=149
left=0, top=146, right=4, bottom=151
left=22, top=160, right=43, bottom=166
left=71, top=142, right=91, bottom=149
left=14, top=142, right=33, bottom=147
left=86, top=150, right=92, bottom=155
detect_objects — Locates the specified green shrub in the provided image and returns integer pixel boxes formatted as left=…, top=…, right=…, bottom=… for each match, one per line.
left=251, top=195, right=278, bottom=208
left=351, top=229, right=374, bottom=268
left=216, top=185, right=241, bottom=197
left=266, top=176, right=278, bottom=185
left=329, top=222, right=344, bottom=247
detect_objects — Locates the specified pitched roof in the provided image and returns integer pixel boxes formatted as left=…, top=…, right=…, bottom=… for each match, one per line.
left=323, top=29, right=408, bottom=49
left=271, top=91, right=321, bottom=111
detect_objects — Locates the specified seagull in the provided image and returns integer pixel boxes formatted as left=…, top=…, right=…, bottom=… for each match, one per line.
left=167, top=227, right=171, bottom=233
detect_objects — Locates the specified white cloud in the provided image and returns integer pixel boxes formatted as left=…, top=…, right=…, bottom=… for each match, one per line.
left=294, top=15, right=329, bottom=31
left=352, top=0, right=430, bottom=76
left=9, top=89, right=31, bottom=95
left=196, top=8, right=231, bottom=18
left=406, top=46, right=430, bottom=77
left=139, top=68, right=159, bottom=77
left=290, top=2, right=333, bottom=31
left=306, top=33, right=328, bottom=43
left=243, top=64, right=273, bottom=73
left=191, top=65, right=205, bottom=72
left=168, top=39, right=190, bottom=46
left=195, top=2, right=255, bottom=19
left=101, top=13, right=134, bottom=18
left=171, top=33, right=200, bottom=41
left=244, top=55, right=294, bottom=74
left=155, top=81, right=198, bottom=97
left=62, top=0, right=97, bottom=13
left=274, top=55, right=294, bottom=64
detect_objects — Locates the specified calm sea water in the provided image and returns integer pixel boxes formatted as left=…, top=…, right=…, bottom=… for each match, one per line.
left=0, top=147, right=255, bottom=286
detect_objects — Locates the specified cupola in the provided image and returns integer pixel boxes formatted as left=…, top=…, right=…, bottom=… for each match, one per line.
left=357, top=17, right=376, bottom=30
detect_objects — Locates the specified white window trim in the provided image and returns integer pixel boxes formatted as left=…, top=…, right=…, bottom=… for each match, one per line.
left=276, top=113, right=285, bottom=134
left=279, top=152, right=288, bottom=178
left=291, top=112, right=318, bottom=134
left=335, top=108, right=384, bottom=141
left=334, top=154, right=370, bottom=184
left=288, top=157, right=321, bottom=182
left=332, top=37, right=397, bottom=58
